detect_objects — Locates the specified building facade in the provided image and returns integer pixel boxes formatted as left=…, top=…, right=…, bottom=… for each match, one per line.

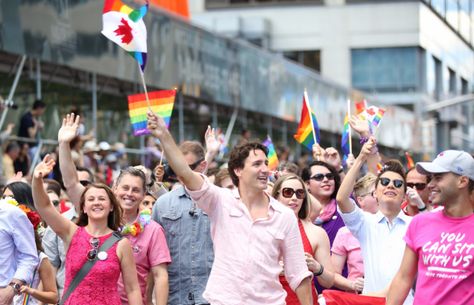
left=0, top=0, right=420, bottom=165
left=192, top=0, right=474, bottom=154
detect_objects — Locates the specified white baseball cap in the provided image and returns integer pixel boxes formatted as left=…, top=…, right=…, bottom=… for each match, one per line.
left=416, top=150, right=474, bottom=181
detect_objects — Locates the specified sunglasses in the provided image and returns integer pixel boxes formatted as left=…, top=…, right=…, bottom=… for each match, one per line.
left=406, top=182, right=426, bottom=190
left=379, top=177, right=404, bottom=189
left=310, top=173, right=335, bottom=182
left=87, top=237, right=100, bottom=261
left=80, top=180, right=91, bottom=187
left=189, top=158, right=204, bottom=171
left=281, top=187, right=306, bottom=199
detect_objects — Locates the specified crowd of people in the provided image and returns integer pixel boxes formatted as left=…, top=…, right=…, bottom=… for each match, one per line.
left=0, top=107, right=473, bottom=305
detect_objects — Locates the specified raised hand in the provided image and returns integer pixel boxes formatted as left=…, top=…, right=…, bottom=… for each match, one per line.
left=349, top=114, right=370, bottom=138
left=146, top=111, right=167, bottom=138
left=154, top=164, right=165, bottom=183
left=205, top=125, right=220, bottom=156
left=312, top=143, right=326, bottom=161
left=406, top=187, right=425, bottom=208
left=358, top=137, right=376, bottom=161
left=34, top=154, right=56, bottom=180
left=58, top=113, right=80, bottom=143
left=324, top=147, right=342, bottom=169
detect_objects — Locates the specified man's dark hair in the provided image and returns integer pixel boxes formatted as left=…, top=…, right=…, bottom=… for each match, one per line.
left=32, top=100, right=46, bottom=110
left=301, top=160, right=341, bottom=199
left=5, top=142, right=20, bottom=154
left=376, top=160, right=407, bottom=192
left=44, top=179, right=62, bottom=197
left=406, top=167, right=431, bottom=183
left=114, top=166, right=146, bottom=193
left=76, top=166, right=94, bottom=183
left=228, top=142, right=268, bottom=187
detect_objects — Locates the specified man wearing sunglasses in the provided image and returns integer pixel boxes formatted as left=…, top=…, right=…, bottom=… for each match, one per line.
left=152, top=141, right=214, bottom=305
left=401, top=167, right=432, bottom=216
left=336, top=138, right=414, bottom=305
left=147, top=112, right=313, bottom=305
left=387, top=150, right=474, bottom=305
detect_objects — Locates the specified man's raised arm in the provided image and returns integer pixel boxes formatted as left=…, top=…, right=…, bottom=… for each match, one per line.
left=146, top=111, right=203, bottom=191
left=58, top=113, right=85, bottom=205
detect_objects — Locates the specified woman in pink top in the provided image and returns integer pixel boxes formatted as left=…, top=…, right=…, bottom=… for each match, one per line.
left=272, top=174, right=335, bottom=304
left=32, top=155, right=142, bottom=305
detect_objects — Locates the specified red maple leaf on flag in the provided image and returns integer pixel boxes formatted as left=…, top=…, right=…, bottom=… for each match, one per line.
left=366, top=107, right=376, bottom=116
left=114, top=18, right=133, bottom=44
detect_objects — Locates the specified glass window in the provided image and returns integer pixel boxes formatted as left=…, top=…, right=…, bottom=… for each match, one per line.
left=431, top=0, right=447, bottom=17
left=426, top=53, right=436, bottom=96
left=459, top=0, right=471, bottom=42
left=446, top=0, right=460, bottom=31
left=448, top=68, right=457, bottom=94
left=283, top=50, right=321, bottom=72
left=351, top=47, right=421, bottom=93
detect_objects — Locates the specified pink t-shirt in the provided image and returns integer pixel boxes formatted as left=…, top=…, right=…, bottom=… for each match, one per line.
left=404, top=210, right=474, bottom=305
left=118, top=221, right=171, bottom=305
left=331, top=226, right=364, bottom=280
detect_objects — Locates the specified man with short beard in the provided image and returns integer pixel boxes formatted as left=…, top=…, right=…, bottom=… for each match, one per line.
left=147, top=111, right=313, bottom=305
left=387, top=150, right=474, bottom=305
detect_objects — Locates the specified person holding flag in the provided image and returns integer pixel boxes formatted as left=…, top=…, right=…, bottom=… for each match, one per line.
left=146, top=110, right=314, bottom=305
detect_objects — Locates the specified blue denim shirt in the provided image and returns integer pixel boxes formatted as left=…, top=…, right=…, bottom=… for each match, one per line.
left=152, top=186, right=214, bottom=305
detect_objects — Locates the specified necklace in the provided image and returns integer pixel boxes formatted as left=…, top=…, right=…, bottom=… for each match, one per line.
left=120, top=209, right=151, bottom=236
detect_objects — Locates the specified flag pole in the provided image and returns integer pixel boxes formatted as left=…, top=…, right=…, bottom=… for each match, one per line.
left=138, top=63, right=152, bottom=111
left=347, top=99, right=352, bottom=155
left=304, top=90, right=318, bottom=144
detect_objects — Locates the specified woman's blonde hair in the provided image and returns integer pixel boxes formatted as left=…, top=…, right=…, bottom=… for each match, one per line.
left=353, top=173, right=377, bottom=197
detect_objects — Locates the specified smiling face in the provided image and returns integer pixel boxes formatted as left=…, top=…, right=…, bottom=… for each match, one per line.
left=306, top=165, right=335, bottom=201
left=83, top=187, right=113, bottom=221
left=375, top=171, right=405, bottom=209
left=113, top=173, right=145, bottom=214
left=427, top=173, right=460, bottom=206
left=234, top=149, right=269, bottom=191
left=277, top=178, right=306, bottom=216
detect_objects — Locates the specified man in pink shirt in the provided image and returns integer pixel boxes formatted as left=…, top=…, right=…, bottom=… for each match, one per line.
left=387, top=150, right=474, bottom=305
left=147, top=112, right=313, bottom=305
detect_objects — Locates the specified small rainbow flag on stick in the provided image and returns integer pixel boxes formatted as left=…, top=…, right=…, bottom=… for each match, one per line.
left=262, top=136, right=279, bottom=171
left=294, top=92, right=320, bottom=150
left=341, top=114, right=351, bottom=164
left=128, top=90, right=176, bottom=136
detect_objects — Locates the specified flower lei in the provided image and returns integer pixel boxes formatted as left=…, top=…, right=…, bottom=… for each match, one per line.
left=120, top=209, right=151, bottom=237
left=5, top=197, right=42, bottom=232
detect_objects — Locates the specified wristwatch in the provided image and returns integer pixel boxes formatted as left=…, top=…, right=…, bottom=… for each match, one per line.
left=9, top=282, right=22, bottom=294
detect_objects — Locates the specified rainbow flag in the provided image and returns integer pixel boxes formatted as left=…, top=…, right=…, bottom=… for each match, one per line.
left=341, top=114, right=350, bottom=164
left=294, top=94, right=320, bottom=150
left=262, top=136, right=279, bottom=171
left=405, top=152, right=415, bottom=169
left=102, top=0, right=148, bottom=71
left=360, top=105, right=386, bottom=133
left=128, top=90, right=176, bottom=136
